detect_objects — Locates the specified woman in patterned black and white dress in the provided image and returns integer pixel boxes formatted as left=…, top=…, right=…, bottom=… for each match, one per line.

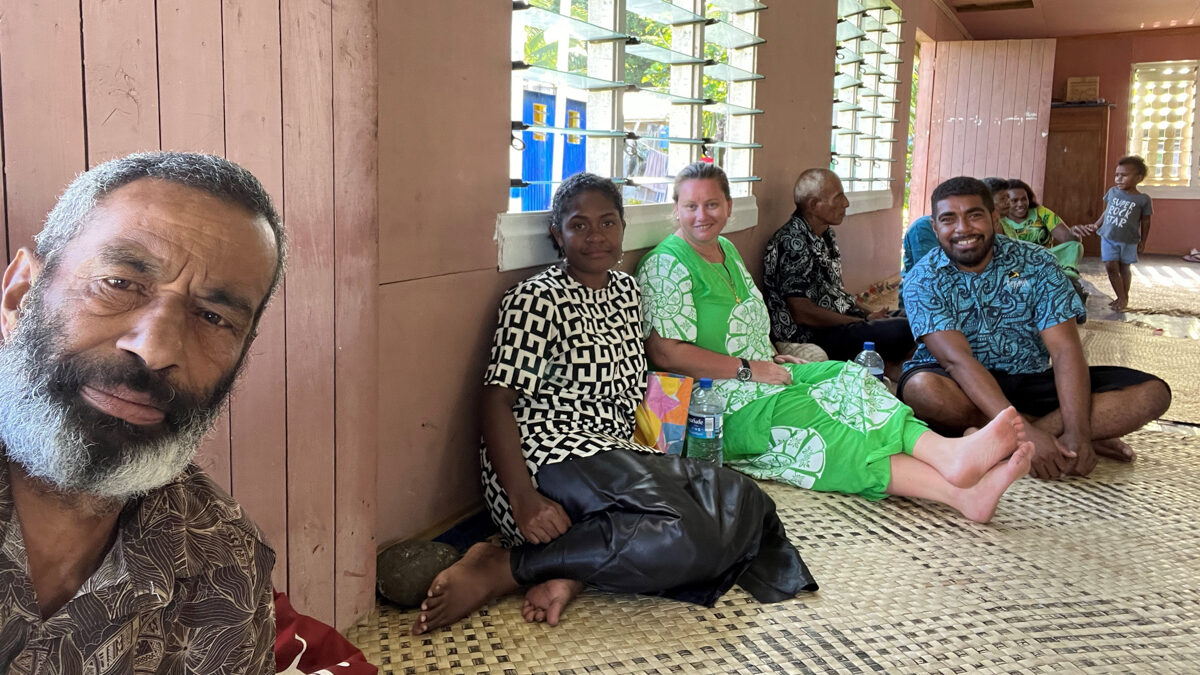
left=411, top=174, right=816, bottom=637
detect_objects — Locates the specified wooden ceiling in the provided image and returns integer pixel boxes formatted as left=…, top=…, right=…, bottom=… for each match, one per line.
left=945, top=0, right=1200, bottom=39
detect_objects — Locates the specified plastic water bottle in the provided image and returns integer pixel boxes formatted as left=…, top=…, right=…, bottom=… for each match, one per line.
left=853, top=341, right=886, bottom=382
left=687, top=378, right=724, bottom=466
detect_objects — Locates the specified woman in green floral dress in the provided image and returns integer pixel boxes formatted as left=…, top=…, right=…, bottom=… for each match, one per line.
left=637, top=162, right=1033, bottom=523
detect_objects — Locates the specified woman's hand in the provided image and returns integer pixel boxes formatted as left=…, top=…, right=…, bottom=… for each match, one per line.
left=511, top=490, right=571, bottom=544
left=1071, top=223, right=1096, bottom=238
left=750, top=360, right=793, bottom=385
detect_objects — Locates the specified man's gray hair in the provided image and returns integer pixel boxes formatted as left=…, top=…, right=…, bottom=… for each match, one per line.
left=792, top=168, right=839, bottom=214
left=35, top=151, right=286, bottom=313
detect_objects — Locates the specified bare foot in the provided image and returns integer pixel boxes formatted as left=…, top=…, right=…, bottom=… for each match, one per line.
left=1111, top=298, right=1128, bottom=311
left=1095, top=437, right=1136, bottom=462
left=917, top=407, right=1026, bottom=488
left=411, top=542, right=519, bottom=635
left=955, top=442, right=1033, bottom=523
left=522, top=579, right=583, bottom=626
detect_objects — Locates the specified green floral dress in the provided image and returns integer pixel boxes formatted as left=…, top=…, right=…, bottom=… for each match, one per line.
left=637, top=234, right=929, bottom=500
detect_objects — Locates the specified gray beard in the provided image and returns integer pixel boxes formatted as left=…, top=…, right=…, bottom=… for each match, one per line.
left=0, top=296, right=223, bottom=502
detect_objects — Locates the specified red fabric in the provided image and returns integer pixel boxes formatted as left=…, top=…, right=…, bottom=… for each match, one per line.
left=273, top=591, right=377, bottom=674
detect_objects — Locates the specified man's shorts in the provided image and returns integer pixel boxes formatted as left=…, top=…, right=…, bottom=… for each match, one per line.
left=895, top=363, right=1166, bottom=418
left=1101, top=236, right=1139, bottom=264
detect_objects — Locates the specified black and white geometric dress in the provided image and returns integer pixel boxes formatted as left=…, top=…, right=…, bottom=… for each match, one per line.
left=481, top=265, right=650, bottom=546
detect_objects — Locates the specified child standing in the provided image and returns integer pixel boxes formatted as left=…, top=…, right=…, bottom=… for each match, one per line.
left=1075, top=156, right=1153, bottom=311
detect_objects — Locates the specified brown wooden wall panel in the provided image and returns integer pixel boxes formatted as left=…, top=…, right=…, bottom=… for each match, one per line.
left=995, top=41, right=1019, bottom=181
left=981, top=41, right=1005, bottom=178
left=1031, top=41, right=1057, bottom=197
left=0, top=0, right=88, bottom=258
left=332, top=0, right=380, bottom=630
left=948, top=43, right=972, bottom=184
left=158, top=0, right=225, bottom=153
left=82, top=0, right=160, bottom=164
left=281, top=0, right=338, bottom=625
left=916, top=38, right=1055, bottom=217
left=156, top=0, right=232, bottom=496
left=0, top=0, right=378, bottom=630
left=222, top=0, right=291, bottom=596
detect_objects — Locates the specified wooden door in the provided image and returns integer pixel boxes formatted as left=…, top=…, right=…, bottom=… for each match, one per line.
left=909, top=39, right=1056, bottom=221
left=1043, top=105, right=1111, bottom=257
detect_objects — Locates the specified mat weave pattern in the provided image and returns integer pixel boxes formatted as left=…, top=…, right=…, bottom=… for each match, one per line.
left=1079, top=320, right=1200, bottom=424
left=1079, top=259, right=1200, bottom=319
left=348, top=430, right=1200, bottom=674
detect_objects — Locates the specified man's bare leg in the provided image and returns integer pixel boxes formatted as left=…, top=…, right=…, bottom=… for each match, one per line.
left=885, top=444, right=1033, bottom=523
left=411, top=542, right=520, bottom=635
left=899, top=371, right=990, bottom=435
left=522, top=579, right=584, bottom=626
left=1032, top=379, right=1171, bottom=463
left=910, top=407, right=1027, bottom=487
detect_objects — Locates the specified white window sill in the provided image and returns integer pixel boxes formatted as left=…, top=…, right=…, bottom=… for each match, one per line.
left=845, top=189, right=894, bottom=216
left=496, top=195, right=759, bottom=272
left=1141, top=185, right=1200, bottom=200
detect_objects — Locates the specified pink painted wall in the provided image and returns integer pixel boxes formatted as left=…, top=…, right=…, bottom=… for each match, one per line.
left=1053, top=27, right=1200, bottom=255
left=375, top=0, right=971, bottom=548
left=748, top=0, right=968, bottom=294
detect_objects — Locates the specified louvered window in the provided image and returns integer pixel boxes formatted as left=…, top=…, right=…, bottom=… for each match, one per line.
left=509, top=0, right=764, bottom=212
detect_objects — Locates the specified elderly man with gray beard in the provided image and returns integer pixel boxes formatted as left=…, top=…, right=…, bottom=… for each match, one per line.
left=0, top=152, right=285, bottom=674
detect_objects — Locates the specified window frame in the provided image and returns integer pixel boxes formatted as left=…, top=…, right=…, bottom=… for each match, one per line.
left=1128, top=59, right=1200, bottom=199
left=829, top=0, right=905, bottom=216
left=500, top=0, right=764, bottom=271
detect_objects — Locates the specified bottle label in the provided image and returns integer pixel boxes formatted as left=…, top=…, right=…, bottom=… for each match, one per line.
left=687, top=412, right=722, bottom=439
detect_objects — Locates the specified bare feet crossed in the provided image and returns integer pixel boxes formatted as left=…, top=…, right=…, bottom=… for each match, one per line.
left=411, top=542, right=520, bottom=635
left=522, top=578, right=584, bottom=626
left=956, top=442, right=1034, bottom=523
left=915, top=406, right=1027, bottom=487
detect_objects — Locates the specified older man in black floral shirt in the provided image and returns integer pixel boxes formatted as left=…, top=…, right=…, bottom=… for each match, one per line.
left=763, top=168, right=914, bottom=381
left=0, top=153, right=283, bottom=674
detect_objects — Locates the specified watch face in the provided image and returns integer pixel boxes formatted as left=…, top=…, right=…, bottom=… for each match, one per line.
left=737, top=366, right=752, bottom=382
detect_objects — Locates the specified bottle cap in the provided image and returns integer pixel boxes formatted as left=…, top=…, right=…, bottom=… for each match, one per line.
left=698, top=377, right=712, bottom=388
left=863, top=341, right=875, bottom=352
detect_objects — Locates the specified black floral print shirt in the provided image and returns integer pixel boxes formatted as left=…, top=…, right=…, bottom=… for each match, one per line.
left=0, top=461, right=275, bottom=674
left=763, top=210, right=866, bottom=343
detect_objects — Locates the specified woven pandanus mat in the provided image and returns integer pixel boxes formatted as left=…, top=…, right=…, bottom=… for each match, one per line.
left=348, top=430, right=1200, bottom=674
left=1078, top=320, right=1200, bottom=424
left=1079, top=260, right=1200, bottom=319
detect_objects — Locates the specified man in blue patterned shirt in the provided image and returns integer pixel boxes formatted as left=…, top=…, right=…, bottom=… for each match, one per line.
left=898, top=177, right=1170, bottom=480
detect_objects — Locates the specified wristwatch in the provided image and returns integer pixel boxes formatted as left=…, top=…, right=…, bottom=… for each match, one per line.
left=736, top=358, right=752, bottom=382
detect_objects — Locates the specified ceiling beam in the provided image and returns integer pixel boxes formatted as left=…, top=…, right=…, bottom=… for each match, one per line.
left=929, top=0, right=975, bottom=39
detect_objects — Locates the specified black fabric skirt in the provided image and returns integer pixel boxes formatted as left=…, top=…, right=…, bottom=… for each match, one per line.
left=509, top=449, right=818, bottom=607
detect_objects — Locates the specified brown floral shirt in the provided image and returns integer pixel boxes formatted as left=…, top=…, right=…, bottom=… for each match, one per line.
left=0, top=462, right=276, bottom=674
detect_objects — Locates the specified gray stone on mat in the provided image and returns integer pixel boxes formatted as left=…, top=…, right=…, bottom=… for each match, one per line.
left=376, top=541, right=462, bottom=608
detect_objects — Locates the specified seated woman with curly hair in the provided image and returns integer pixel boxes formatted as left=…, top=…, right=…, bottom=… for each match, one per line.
left=410, top=173, right=816, bottom=636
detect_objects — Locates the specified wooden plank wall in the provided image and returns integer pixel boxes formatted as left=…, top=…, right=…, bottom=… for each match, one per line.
left=913, top=39, right=1057, bottom=217
left=0, top=0, right=378, bottom=631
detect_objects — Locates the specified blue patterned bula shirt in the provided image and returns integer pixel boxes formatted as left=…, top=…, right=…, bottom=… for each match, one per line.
left=901, top=235, right=1085, bottom=375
